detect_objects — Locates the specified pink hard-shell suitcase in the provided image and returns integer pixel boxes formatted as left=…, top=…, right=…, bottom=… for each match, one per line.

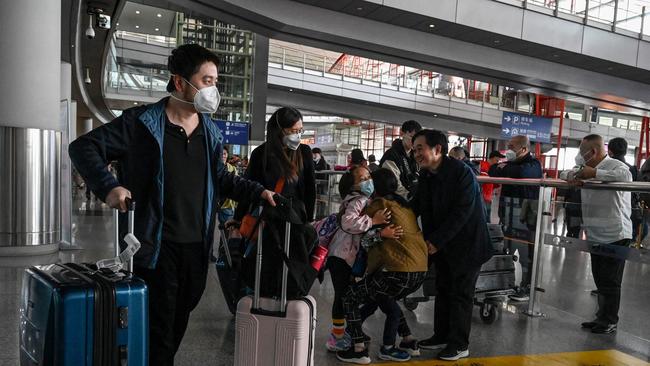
left=234, top=212, right=316, bottom=366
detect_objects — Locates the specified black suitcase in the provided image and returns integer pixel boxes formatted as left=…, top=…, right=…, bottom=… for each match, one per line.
left=215, top=227, right=247, bottom=315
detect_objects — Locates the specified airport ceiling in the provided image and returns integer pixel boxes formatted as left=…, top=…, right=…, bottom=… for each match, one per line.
left=293, top=0, right=650, bottom=85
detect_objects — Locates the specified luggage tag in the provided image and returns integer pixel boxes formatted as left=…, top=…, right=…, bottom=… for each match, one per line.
left=96, top=233, right=141, bottom=273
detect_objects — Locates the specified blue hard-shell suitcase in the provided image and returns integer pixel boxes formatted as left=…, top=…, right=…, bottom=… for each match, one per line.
left=20, top=205, right=148, bottom=366
left=20, top=264, right=148, bottom=366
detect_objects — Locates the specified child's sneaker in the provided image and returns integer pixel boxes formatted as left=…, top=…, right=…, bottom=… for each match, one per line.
left=398, top=339, right=420, bottom=357
left=326, top=333, right=351, bottom=352
left=378, top=346, right=411, bottom=362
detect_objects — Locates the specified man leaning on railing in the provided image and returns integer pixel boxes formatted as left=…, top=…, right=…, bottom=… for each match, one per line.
left=560, top=134, right=632, bottom=335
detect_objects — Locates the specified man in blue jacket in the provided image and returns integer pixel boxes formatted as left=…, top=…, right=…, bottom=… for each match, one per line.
left=488, top=135, right=543, bottom=301
left=411, top=130, right=492, bottom=361
left=69, top=44, right=275, bottom=366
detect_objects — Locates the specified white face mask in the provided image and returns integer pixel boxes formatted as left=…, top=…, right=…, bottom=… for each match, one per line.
left=171, top=77, right=221, bottom=114
left=574, top=154, right=585, bottom=166
left=505, top=149, right=517, bottom=162
left=283, top=133, right=301, bottom=150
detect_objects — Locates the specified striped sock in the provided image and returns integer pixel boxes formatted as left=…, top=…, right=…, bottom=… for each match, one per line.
left=332, top=318, right=346, bottom=339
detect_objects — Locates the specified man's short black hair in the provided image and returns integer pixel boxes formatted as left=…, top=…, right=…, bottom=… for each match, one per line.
left=368, top=154, right=376, bottom=163
left=312, top=147, right=322, bottom=154
left=223, top=146, right=229, bottom=153
left=488, top=150, right=505, bottom=159
left=412, top=129, right=448, bottom=155
left=166, top=44, right=221, bottom=93
left=401, top=120, right=422, bottom=134
left=608, top=137, right=628, bottom=157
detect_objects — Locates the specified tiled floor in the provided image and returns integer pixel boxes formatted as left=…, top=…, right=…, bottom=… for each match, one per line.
left=1, top=198, right=649, bottom=365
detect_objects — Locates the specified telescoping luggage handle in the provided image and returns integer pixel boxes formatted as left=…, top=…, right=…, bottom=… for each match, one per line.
left=96, top=200, right=140, bottom=273
left=252, top=201, right=292, bottom=314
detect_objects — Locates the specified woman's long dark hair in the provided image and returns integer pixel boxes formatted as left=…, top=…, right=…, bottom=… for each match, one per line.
left=265, top=107, right=304, bottom=181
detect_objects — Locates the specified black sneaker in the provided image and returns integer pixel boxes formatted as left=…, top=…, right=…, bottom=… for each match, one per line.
left=438, top=347, right=469, bottom=361
left=398, top=339, right=420, bottom=357
left=591, top=323, right=617, bottom=334
left=418, top=336, right=447, bottom=350
left=336, top=348, right=371, bottom=364
left=581, top=321, right=599, bottom=329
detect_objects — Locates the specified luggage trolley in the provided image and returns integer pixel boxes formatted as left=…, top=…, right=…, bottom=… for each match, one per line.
left=404, top=224, right=518, bottom=325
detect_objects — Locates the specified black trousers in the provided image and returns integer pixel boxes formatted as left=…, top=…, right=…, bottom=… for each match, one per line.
left=433, top=255, right=481, bottom=350
left=591, top=239, right=629, bottom=325
left=327, top=256, right=352, bottom=320
left=135, top=241, right=209, bottom=366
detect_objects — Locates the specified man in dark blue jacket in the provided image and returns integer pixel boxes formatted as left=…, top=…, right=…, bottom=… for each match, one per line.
left=411, top=130, right=492, bottom=361
left=488, top=135, right=542, bottom=301
left=69, top=44, right=275, bottom=366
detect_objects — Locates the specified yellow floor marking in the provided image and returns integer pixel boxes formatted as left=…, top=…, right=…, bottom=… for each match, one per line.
left=373, top=349, right=649, bottom=366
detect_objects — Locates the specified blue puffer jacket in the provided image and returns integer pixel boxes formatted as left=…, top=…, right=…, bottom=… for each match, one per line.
left=69, top=98, right=264, bottom=269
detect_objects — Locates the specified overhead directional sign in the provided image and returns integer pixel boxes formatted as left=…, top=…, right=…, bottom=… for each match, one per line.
left=500, top=112, right=552, bottom=143
left=216, top=120, right=250, bottom=145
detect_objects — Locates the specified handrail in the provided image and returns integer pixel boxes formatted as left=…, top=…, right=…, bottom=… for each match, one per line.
left=477, top=176, right=650, bottom=192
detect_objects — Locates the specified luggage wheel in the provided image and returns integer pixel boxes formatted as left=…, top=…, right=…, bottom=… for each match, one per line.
left=403, top=298, right=419, bottom=311
left=479, top=303, right=498, bottom=324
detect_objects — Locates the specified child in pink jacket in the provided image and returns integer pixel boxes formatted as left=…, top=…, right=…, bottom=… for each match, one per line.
left=325, top=166, right=392, bottom=352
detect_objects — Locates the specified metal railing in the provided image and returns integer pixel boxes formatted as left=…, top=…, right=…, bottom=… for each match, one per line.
left=476, top=176, right=650, bottom=317
left=268, top=45, right=515, bottom=110
left=501, top=0, right=650, bottom=37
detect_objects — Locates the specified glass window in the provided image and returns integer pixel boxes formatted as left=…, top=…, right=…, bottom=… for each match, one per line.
left=629, top=120, right=642, bottom=131
left=567, top=112, right=583, bottom=120
left=599, top=116, right=613, bottom=126
left=616, top=119, right=629, bottom=129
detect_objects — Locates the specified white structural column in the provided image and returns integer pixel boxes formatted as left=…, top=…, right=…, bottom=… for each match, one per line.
left=83, top=118, right=94, bottom=135
left=0, top=0, right=62, bottom=256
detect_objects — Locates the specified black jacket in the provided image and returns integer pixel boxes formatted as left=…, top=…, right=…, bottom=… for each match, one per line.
left=488, top=153, right=542, bottom=199
left=380, top=138, right=419, bottom=197
left=235, top=143, right=316, bottom=221
left=68, top=98, right=264, bottom=269
left=413, top=157, right=492, bottom=270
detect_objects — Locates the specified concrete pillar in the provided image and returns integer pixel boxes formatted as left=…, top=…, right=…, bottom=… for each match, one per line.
left=0, top=0, right=62, bottom=256
left=250, top=34, right=269, bottom=142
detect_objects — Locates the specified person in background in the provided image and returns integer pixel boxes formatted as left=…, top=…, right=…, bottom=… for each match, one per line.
left=561, top=134, right=632, bottom=334
left=350, top=148, right=368, bottom=169
left=368, top=154, right=380, bottom=172
left=449, top=146, right=479, bottom=175
left=608, top=137, right=646, bottom=241
left=480, top=151, right=505, bottom=221
left=411, top=130, right=492, bottom=361
left=313, top=147, right=330, bottom=172
left=381, top=120, right=422, bottom=199
left=219, top=146, right=238, bottom=224
left=69, top=43, right=276, bottom=366
left=488, top=135, right=542, bottom=302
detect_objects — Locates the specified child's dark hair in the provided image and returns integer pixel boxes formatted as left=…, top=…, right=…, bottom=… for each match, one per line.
left=371, top=168, right=409, bottom=207
left=338, top=166, right=365, bottom=197
left=371, top=168, right=397, bottom=197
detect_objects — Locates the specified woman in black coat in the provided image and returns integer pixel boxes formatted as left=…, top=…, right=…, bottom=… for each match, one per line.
left=233, top=106, right=317, bottom=298
left=234, top=106, right=316, bottom=222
